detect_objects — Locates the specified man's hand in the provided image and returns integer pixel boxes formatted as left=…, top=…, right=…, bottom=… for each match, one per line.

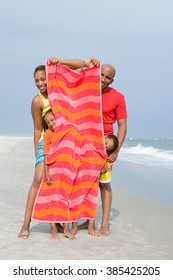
left=85, top=57, right=100, bottom=68
left=107, top=150, right=119, bottom=163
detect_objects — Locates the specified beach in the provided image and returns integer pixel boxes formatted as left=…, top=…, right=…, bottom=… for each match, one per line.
left=0, top=136, right=173, bottom=260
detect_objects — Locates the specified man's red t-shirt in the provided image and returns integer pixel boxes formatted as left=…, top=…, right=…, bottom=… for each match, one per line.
left=102, top=87, right=127, bottom=135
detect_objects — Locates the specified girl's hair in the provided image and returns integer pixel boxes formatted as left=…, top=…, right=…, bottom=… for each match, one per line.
left=107, top=134, right=119, bottom=152
left=34, top=65, right=45, bottom=76
left=42, top=109, right=53, bottom=131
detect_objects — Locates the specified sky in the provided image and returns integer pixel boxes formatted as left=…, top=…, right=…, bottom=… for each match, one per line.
left=0, top=0, right=173, bottom=138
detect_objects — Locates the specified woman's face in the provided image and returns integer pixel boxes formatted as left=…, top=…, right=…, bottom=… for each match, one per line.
left=34, top=70, right=47, bottom=94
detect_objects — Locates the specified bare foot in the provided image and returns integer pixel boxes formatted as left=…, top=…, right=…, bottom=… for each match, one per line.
left=64, top=231, right=76, bottom=240
left=50, top=223, right=60, bottom=239
left=51, top=232, right=60, bottom=240
left=70, top=222, right=78, bottom=235
left=88, top=229, right=98, bottom=237
left=97, top=227, right=110, bottom=236
left=78, top=220, right=88, bottom=230
left=18, top=229, right=29, bottom=239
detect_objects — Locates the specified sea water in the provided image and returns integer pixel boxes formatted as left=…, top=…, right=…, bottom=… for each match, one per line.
left=112, top=138, right=173, bottom=207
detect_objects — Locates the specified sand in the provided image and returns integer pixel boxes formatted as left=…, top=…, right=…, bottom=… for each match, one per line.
left=0, top=137, right=173, bottom=260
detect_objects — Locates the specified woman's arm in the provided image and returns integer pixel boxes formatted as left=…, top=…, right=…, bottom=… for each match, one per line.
left=47, top=57, right=85, bottom=73
left=47, top=57, right=100, bottom=73
left=31, top=95, right=43, bottom=155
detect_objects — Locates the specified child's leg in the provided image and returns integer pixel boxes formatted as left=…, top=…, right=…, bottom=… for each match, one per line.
left=88, top=220, right=97, bottom=236
left=70, top=222, right=78, bottom=235
left=50, top=223, right=60, bottom=239
left=64, top=223, right=75, bottom=239
left=56, top=223, right=64, bottom=233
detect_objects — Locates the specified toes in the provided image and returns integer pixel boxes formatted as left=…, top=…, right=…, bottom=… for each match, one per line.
left=18, top=230, right=29, bottom=239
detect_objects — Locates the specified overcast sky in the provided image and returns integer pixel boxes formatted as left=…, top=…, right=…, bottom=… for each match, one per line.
left=1, top=0, right=172, bottom=138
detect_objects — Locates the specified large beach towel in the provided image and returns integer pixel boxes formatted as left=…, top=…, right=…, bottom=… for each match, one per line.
left=32, top=63, right=106, bottom=223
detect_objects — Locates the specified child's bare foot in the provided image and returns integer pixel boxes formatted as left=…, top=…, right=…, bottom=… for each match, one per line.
left=51, top=223, right=60, bottom=239
left=64, top=231, right=76, bottom=240
left=51, top=231, right=60, bottom=239
left=70, top=222, right=78, bottom=235
left=88, top=228, right=98, bottom=237
left=64, top=223, right=75, bottom=239
left=51, top=232, right=60, bottom=239
left=88, top=220, right=97, bottom=236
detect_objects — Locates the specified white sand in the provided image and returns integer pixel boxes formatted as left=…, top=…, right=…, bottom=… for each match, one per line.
left=0, top=137, right=173, bottom=260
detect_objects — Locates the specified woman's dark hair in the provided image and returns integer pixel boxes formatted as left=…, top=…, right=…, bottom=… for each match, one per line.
left=34, top=65, right=45, bottom=76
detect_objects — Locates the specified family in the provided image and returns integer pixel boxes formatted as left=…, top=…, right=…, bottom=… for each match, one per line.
left=18, top=56, right=127, bottom=240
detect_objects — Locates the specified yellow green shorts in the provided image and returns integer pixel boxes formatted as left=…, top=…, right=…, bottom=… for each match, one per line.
left=99, top=162, right=112, bottom=183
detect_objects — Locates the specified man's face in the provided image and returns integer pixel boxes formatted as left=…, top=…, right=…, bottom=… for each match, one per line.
left=101, top=66, right=114, bottom=91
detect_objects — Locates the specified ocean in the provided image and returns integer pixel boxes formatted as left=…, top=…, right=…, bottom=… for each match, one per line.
left=112, top=138, right=173, bottom=207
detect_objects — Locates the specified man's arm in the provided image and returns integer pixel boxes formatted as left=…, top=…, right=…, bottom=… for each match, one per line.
left=107, top=118, right=127, bottom=163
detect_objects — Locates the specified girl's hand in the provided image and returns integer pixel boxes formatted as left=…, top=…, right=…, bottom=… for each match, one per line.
left=45, top=173, right=52, bottom=185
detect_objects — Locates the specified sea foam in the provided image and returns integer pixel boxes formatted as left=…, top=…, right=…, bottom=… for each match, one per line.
left=119, top=141, right=173, bottom=169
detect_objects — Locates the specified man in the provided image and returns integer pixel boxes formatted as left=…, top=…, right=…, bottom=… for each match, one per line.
left=79, top=63, right=127, bottom=236
left=98, top=64, right=127, bottom=236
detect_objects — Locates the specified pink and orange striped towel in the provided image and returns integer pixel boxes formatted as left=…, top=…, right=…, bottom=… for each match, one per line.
left=32, top=63, right=106, bottom=223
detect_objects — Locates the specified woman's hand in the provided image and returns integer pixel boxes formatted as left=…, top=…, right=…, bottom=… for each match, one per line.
left=47, top=57, right=61, bottom=65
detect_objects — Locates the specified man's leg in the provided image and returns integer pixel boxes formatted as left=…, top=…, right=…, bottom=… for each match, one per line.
left=98, top=182, right=112, bottom=235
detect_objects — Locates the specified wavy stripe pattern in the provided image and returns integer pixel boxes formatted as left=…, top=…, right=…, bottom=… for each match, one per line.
left=32, top=63, right=106, bottom=223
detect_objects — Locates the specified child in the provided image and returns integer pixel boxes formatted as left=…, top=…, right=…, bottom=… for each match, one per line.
left=77, top=135, right=119, bottom=236
left=42, top=109, right=75, bottom=239
left=99, top=134, right=119, bottom=183
left=42, top=109, right=59, bottom=239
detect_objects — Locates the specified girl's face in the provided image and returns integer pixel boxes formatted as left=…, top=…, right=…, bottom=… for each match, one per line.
left=34, top=70, right=47, bottom=94
left=44, top=112, right=56, bottom=131
left=105, top=136, right=114, bottom=152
